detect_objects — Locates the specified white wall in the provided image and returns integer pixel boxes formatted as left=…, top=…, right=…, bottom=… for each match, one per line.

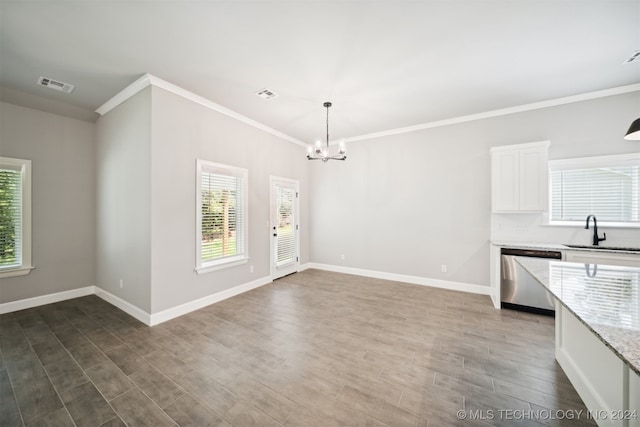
left=149, top=86, right=309, bottom=313
left=309, top=92, right=640, bottom=288
left=0, top=102, right=95, bottom=303
left=95, top=88, right=152, bottom=312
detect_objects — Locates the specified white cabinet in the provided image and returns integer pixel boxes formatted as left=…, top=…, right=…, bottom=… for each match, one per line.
left=489, top=243, right=502, bottom=309
left=630, top=369, right=640, bottom=427
left=556, top=305, right=640, bottom=427
left=565, top=251, right=640, bottom=268
left=491, top=141, right=550, bottom=212
left=492, top=149, right=519, bottom=211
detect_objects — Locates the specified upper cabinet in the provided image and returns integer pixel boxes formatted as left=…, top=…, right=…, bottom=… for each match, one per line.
left=491, top=141, right=550, bottom=212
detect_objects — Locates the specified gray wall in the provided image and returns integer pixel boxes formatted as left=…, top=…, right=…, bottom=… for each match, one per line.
left=95, top=88, right=152, bottom=312
left=0, top=102, right=95, bottom=303
left=309, top=92, right=640, bottom=287
left=2, top=87, right=637, bottom=312
left=149, top=86, right=309, bottom=313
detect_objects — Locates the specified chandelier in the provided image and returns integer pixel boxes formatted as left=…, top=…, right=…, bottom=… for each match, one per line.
left=307, top=102, right=346, bottom=162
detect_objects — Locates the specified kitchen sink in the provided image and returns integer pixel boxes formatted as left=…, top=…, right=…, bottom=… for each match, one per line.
left=563, top=244, right=640, bottom=252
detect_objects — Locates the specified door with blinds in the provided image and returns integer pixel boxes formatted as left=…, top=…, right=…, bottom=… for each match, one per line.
left=270, top=177, right=299, bottom=280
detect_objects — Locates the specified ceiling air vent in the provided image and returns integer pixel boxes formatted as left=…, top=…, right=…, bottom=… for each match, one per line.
left=623, top=50, right=640, bottom=64
left=37, top=76, right=75, bottom=94
left=255, top=88, right=277, bottom=100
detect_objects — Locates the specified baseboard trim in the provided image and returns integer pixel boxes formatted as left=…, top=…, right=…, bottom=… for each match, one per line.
left=0, top=276, right=273, bottom=326
left=0, top=267, right=487, bottom=321
left=490, top=293, right=501, bottom=309
left=298, top=262, right=313, bottom=272
left=306, top=263, right=491, bottom=295
left=94, top=287, right=151, bottom=326
left=149, top=275, right=273, bottom=326
left=0, top=286, right=95, bottom=314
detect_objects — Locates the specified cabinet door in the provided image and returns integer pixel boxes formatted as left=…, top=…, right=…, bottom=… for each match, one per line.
left=627, top=369, right=640, bottom=427
left=630, top=369, right=640, bottom=427
left=492, top=150, right=519, bottom=212
left=519, top=147, right=548, bottom=211
left=565, top=251, right=640, bottom=267
left=556, top=305, right=627, bottom=427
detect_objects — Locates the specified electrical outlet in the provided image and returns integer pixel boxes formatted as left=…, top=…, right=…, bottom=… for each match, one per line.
left=249, top=265, right=254, bottom=273
left=340, top=254, right=345, bottom=260
left=441, top=265, right=447, bottom=273
left=119, top=279, right=123, bottom=289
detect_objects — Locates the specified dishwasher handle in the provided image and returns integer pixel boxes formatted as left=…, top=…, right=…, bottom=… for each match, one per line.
left=501, top=248, right=562, bottom=259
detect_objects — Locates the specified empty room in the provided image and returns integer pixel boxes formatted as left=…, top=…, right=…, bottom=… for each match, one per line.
left=1, top=1, right=639, bottom=426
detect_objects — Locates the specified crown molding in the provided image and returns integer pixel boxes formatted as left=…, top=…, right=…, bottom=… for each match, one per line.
left=95, top=73, right=307, bottom=147
left=96, top=75, right=639, bottom=148
left=94, top=74, right=152, bottom=116
left=345, top=83, right=640, bottom=143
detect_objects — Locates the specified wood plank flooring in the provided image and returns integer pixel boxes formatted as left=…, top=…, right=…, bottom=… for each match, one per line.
left=0, top=269, right=596, bottom=426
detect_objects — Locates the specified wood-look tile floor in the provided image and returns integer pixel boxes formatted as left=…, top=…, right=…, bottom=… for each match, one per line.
left=0, top=269, right=596, bottom=426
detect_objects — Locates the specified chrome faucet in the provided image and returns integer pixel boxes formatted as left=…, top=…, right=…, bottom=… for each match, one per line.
left=585, top=215, right=606, bottom=246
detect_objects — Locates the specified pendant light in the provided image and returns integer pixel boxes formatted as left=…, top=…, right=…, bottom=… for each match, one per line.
left=307, top=102, right=346, bottom=162
left=624, top=118, right=640, bottom=140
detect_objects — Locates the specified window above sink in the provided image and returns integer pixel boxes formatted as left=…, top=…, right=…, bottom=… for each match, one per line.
left=548, top=153, right=640, bottom=228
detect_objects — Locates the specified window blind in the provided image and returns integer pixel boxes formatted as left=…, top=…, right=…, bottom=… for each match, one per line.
left=0, top=166, right=22, bottom=269
left=549, top=154, right=640, bottom=223
left=198, top=161, right=247, bottom=269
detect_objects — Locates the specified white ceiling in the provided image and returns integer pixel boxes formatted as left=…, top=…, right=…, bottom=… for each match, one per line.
left=1, top=1, right=639, bottom=143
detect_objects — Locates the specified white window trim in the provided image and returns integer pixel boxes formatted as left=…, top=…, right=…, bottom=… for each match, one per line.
left=546, top=152, right=640, bottom=228
left=0, top=157, right=33, bottom=279
left=195, top=159, right=249, bottom=274
left=549, top=153, right=640, bottom=171
left=195, top=257, right=248, bottom=275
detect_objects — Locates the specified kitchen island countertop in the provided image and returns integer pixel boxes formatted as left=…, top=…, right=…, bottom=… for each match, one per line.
left=491, top=240, right=640, bottom=255
left=515, top=256, right=640, bottom=376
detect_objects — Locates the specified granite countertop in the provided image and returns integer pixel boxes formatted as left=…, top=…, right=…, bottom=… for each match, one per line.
left=491, top=240, right=640, bottom=255
left=515, top=257, right=640, bottom=376
left=491, top=240, right=567, bottom=251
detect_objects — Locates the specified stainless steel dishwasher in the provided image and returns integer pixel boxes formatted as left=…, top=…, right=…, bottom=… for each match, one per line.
left=500, top=248, right=562, bottom=315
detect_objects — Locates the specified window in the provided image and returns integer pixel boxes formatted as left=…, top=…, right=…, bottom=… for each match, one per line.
left=196, top=160, right=248, bottom=273
left=0, top=157, right=32, bottom=278
left=549, top=153, right=639, bottom=226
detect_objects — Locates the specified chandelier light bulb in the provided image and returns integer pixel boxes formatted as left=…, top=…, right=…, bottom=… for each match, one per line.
left=339, top=138, right=346, bottom=154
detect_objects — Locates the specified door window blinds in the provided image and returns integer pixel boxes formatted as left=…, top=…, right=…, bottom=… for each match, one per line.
left=276, top=185, right=295, bottom=267
left=549, top=154, right=639, bottom=224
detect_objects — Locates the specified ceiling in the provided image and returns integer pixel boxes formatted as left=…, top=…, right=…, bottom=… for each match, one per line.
left=1, top=1, right=639, bottom=144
